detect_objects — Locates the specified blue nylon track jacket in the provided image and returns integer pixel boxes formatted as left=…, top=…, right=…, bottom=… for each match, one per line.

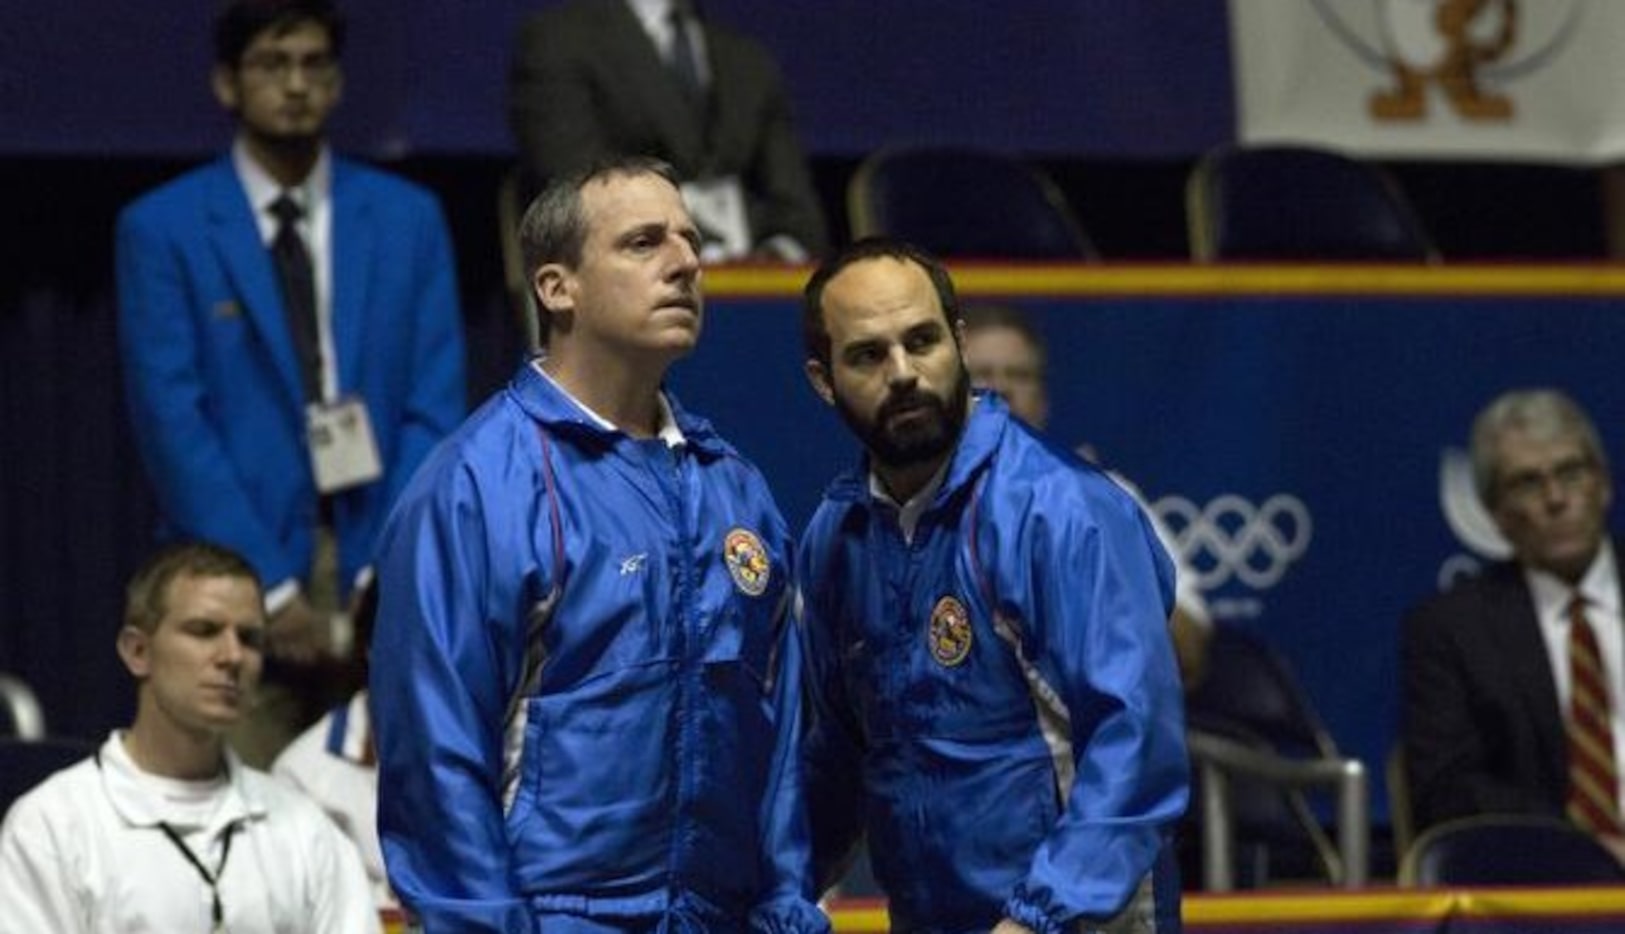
left=370, top=364, right=827, bottom=933
left=796, top=395, right=1189, bottom=934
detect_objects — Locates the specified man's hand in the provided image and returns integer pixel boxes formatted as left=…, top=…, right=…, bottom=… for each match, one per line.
left=991, top=920, right=1036, bottom=934
left=267, top=593, right=328, bottom=663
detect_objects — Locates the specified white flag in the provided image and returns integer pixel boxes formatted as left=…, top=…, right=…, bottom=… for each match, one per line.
left=1230, top=0, right=1625, bottom=164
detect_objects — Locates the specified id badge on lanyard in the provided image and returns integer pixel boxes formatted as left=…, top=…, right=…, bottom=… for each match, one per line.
left=306, top=397, right=382, bottom=493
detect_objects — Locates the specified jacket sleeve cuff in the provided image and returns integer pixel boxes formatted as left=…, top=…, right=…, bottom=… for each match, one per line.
left=1004, top=894, right=1066, bottom=934
left=406, top=897, right=537, bottom=933
left=749, top=896, right=833, bottom=934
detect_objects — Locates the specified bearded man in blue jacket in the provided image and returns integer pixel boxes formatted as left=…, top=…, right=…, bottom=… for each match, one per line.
left=795, top=238, right=1189, bottom=933
left=370, top=156, right=826, bottom=933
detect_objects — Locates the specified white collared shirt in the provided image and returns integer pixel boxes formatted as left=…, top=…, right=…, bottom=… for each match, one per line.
left=233, top=139, right=339, bottom=403
left=0, top=732, right=379, bottom=933
left=531, top=359, right=687, bottom=450
left=869, top=454, right=952, bottom=546
left=273, top=692, right=395, bottom=909
left=624, top=0, right=711, bottom=87
left=1527, top=538, right=1625, bottom=809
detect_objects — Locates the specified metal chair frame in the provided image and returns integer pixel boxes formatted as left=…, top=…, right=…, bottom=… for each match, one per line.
left=0, top=672, right=45, bottom=740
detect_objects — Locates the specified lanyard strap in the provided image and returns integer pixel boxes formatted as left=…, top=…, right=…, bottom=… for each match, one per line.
left=157, top=820, right=240, bottom=932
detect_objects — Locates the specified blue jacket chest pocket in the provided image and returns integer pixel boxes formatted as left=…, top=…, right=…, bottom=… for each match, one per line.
left=700, top=569, right=785, bottom=691
left=839, top=601, right=1036, bottom=742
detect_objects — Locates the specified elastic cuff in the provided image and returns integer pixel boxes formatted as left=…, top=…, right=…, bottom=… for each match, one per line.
left=1003, top=895, right=1065, bottom=934
left=749, top=897, right=833, bottom=934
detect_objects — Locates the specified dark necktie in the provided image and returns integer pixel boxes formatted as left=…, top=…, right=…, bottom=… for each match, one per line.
left=667, top=2, right=704, bottom=105
left=269, top=193, right=321, bottom=402
left=1566, top=595, right=1625, bottom=838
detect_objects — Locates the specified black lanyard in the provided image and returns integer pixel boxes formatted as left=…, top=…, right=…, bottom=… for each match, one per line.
left=157, top=820, right=240, bottom=933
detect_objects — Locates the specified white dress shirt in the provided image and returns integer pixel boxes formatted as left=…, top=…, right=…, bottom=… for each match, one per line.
left=0, top=732, right=379, bottom=934
left=625, top=0, right=711, bottom=87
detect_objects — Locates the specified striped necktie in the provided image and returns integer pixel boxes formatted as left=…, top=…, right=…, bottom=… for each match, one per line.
left=1566, top=595, right=1624, bottom=837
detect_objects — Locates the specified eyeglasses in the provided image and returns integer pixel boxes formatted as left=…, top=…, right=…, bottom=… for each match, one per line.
left=240, top=51, right=338, bottom=84
left=1498, top=456, right=1599, bottom=504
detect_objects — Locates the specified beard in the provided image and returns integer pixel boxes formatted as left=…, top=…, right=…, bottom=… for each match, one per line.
left=834, top=364, right=970, bottom=471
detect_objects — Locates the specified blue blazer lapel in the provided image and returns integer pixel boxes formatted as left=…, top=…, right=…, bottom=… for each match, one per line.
left=204, top=158, right=307, bottom=409
left=330, top=160, right=372, bottom=393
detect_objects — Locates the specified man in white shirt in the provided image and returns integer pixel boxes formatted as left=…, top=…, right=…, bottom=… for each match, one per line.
left=1403, top=388, right=1625, bottom=860
left=0, top=542, right=379, bottom=933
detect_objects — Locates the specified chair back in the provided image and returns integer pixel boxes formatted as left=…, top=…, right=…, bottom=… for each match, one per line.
left=1187, top=144, right=1437, bottom=262
left=1184, top=624, right=1366, bottom=888
left=1402, top=815, right=1625, bottom=886
left=1186, top=624, right=1336, bottom=759
left=498, top=167, right=541, bottom=353
left=848, top=146, right=1098, bottom=260
left=1386, top=743, right=1415, bottom=870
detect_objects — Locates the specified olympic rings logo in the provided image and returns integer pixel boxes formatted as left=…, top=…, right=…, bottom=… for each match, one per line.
left=1152, top=494, right=1313, bottom=591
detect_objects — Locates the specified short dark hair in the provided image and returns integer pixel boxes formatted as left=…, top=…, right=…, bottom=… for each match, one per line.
left=124, top=542, right=263, bottom=634
left=214, top=0, right=347, bottom=68
left=516, top=155, right=682, bottom=345
left=801, top=236, right=959, bottom=367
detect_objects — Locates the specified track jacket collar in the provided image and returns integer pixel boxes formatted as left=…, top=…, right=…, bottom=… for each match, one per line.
left=826, top=391, right=1005, bottom=509
left=509, top=359, right=732, bottom=459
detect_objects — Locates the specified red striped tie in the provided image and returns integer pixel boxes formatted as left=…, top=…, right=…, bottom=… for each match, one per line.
left=1566, top=596, right=1625, bottom=837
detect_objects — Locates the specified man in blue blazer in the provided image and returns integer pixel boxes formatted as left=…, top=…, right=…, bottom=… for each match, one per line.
left=116, top=0, right=465, bottom=765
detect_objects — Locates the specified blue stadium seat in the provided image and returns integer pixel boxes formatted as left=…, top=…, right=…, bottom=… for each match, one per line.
left=1187, top=144, right=1437, bottom=262
left=847, top=145, right=1098, bottom=260
left=1184, top=624, right=1369, bottom=890
left=1401, top=814, right=1625, bottom=887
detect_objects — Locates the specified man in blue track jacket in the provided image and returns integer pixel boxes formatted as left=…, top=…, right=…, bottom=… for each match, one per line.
left=370, top=156, right=826, bottom=933
left=795, top=238, right=1189, bottom=933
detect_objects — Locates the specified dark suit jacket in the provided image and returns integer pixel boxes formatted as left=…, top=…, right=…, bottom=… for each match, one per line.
left=1399, top=557, right=1622, bottom=832
left=116, top=154, right=466, bottom=593
left=508, top=0, right=827, bottom=255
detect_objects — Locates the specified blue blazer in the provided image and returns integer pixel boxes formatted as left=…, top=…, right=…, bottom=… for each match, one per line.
left=116, top=154, right=466, bottom=592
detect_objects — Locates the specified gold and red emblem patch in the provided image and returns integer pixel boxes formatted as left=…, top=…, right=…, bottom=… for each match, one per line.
left=927, top=595, right=973, bottom=667
left=723, top=528, right=771, bottom=597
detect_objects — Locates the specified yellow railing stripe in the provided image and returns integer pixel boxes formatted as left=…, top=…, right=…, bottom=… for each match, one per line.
left=824, top=887, right=1625, bottom=930
left=704, top=263, right=1625, bottom=300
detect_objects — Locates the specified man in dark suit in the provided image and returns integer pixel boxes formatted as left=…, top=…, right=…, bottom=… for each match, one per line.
left=1402, top=388, right=1624, bottom=857
left=116, top=0, right=465, bottom=766
left=508, top=0, right=827, bottom=261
